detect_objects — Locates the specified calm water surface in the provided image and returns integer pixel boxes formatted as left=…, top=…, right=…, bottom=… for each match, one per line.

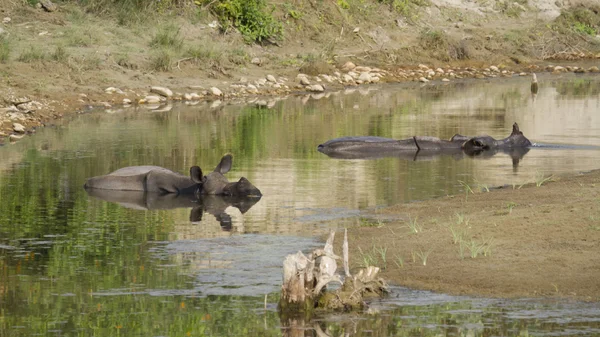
left=1, top=73, right=600, bottom=336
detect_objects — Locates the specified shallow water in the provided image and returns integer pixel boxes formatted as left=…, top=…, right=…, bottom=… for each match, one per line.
left=1, top=73, right=600, bottom=335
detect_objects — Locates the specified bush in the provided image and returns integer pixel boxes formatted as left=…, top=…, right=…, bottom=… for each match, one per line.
left=554, top=7, right=600, bottom=36
left=206, top=0, right=283, bottom=43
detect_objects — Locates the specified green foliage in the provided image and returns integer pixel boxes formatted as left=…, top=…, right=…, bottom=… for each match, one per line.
left=51, top=45, right=69, bottom=62
left=337, top=0, right=350, bottom=10
left=419, top=29, right=447, bottom=50
left=17, top=46, right=47, bottom=62
left=207, top=0, right=283, bottom=43
left=149, top=49, right=173, bottom=71
left=574, top=22, right=597, bottom=35
left=554, top=7, right=600, bottom=35
left=150, top=24, right=184, bottom=50
left=0, top=36, right=9, bottom=63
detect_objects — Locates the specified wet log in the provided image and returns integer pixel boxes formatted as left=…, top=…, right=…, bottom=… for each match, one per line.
left=279, top=229, right=388, bottom=316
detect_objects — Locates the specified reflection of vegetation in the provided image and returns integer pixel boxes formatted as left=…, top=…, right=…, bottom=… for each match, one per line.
left=555, top=78, right=600, bottom=97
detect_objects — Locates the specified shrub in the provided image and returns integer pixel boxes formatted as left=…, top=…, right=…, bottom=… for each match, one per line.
left=206, top=0, right=283, bottom=43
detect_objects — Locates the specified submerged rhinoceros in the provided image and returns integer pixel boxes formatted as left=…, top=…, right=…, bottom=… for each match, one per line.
left=84, top=154, right=262, bottom=197
left=317, top=123, right=531, bottom=159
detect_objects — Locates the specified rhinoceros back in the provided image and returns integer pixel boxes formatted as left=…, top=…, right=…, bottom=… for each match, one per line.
left=108, top=166, right=174, bottom=176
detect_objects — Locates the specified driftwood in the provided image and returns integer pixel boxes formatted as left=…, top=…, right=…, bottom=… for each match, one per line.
left=279, top=229, right=388, bottom=316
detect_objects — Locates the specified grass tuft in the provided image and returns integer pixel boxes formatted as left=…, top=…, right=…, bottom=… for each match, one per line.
left=0, top=37, right=9, bottom=63
left=18, top=46, right=46, bottom=62
left=51, top=45, right=69, bottom=62
left=299, top=54, right=334, bottom=75
left=149, top=49, right=173, bottom=72
left=150, top=24, right=184, bottom=51
left=408, top=216, right=423, bottom=233
left=535, top=172, right=555, bottom=187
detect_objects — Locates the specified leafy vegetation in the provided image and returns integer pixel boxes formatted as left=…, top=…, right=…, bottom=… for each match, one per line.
left=204, top=0, right=283, bottom=43
left=17, top=46, right=47, bottom=62
left=554, top=7, right=600, bottom=36
left=149, top=49, right=174, bottom=71
left=150, top=24, right=184, bottom=50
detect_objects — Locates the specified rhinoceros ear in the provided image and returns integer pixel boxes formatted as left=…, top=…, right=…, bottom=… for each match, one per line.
left=190, top=166, right=204, bottom=183
left=214, top=154, right=232, bottom=174
left=511, top=123, right=521, bottom=136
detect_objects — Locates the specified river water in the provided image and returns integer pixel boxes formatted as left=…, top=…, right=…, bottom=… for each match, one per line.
left=1, top=73, right=599, bottom=336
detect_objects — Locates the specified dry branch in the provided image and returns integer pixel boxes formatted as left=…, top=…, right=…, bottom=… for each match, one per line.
left=279, top=229, right=388, bottom=315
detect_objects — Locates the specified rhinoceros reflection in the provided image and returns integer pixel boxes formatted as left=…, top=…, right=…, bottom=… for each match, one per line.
left=85, top=188, right=261, bottom=231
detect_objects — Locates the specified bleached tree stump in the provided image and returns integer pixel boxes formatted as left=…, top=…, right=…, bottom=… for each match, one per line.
left=279, top=229, right=388, bottom=315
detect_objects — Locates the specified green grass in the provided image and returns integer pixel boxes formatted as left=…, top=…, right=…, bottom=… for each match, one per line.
left=185, top=45, right=223, bottom=65
left=150, top=24, right=184, bottom=51
left=149, top=49, right=173, bottom=72
left=64, top=26, right=99, bottom=47
left=393, top=254, right=404, bottom=268
left=408, top=216, right=422, bottom=233
left=0, top=37, right=9, bottom=63
left=507, top=201, right=517, bottom=214
left=535, top=172, right=555, bottom=187
left=358, top=246, right=378, bottom=268
left=415, top=249, right=432, bottom=266
left=459, top=237, right=493, bottom=259
left=17, top=46, right=46, bottom=62
left=51, top=45, right=68, bottom=62
left=356, top=217, right=385, bottom=228
left=458, top=180, right=474, bottom=201
left=358, top=243, right=389, bottom=269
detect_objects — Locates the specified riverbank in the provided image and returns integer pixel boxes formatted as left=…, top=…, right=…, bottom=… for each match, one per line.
left=348, top=168, right=600, bottom=302
left=1, top=0, right=600, bottom=142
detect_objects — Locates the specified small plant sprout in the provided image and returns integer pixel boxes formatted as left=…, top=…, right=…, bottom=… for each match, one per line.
left=475, top=180, right=490, bottom=192
left=458, top=240, right=466, bottom=259
left=416, top=249, right=433, bottom=266
left=466, top=239, right=485, bottom=258
left=449, top=226, right=464, bottom=244
left=408, top=216, right=423, bottom=233
left=374, top=245, right=388, bottom=269
left=507, top=201, right=518, bottom=214
left=458, top=180, right=474, bottom=201
left=462, top=237, right=494, bottom=258
left=358, top=246, right=377, bottom=268
left=394, top=254, right=404, bottom=268
left=535, top=171, right=555, bottom=187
